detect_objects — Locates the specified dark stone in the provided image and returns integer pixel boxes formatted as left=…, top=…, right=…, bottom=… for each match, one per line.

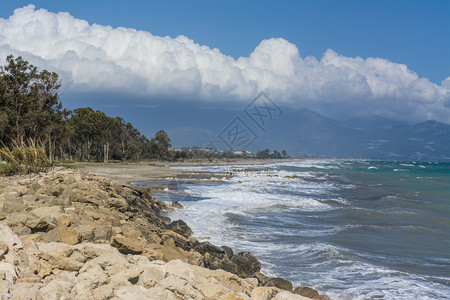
left=293, top=286, right=330, bottom=300
left=194, top=242, right=226, bottom=257
left=161, top=216, right=171, bottom=225
left=193, top=242, right=262, bottom=278
left=267, top=277, right=293, bottom=291
left=93, top=225, right=112, bottom=241
left=162, top=232, right=191, bottom=251
left=167, top=220, right=192, bottom=238
left=230, top=252, right=261, bottom=278
left=254, top=272, right=269, bottom=285
left=254, top=272, right=293, bottom=291
left=221, top=246, right=233, bottom=258
left=11, top=225, right=32, bottom=236
left=172, top=201, right=184, bottom=209
left=203, top=252, right=238, bottom=275
left=128, top=276, right=139, bottom=285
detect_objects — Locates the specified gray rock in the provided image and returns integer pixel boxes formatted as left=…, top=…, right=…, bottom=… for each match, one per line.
left=167, top=219, right=192, bottom=238
left=230, top=252, right=261, bottom=278
left=75, top=225, right=95, bottom=241
left=221, top=245, right=234, bottom=258
left=93, top=224, right=112, bottom=241
left=194, top=241, right=226, bottom=257
left=267, top=277, right=293, bottom=291
left=293, top=286, right=330, bottom=300
left=11, top=224, right=32, bottom=236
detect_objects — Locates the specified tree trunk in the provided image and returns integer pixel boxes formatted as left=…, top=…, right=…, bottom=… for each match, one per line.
left=103, top=142, right=109, bottom=163
left=59, top=145, right=64, bottom=161
left=87, top=139, right=91, bottom=161
left=48, top=132, right=53, bottom=164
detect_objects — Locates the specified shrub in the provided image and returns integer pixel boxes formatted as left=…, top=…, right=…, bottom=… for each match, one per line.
left=0, top=139, right=49, bottom=175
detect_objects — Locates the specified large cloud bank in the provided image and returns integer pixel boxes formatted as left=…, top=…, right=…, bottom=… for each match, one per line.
left=1, top=5, right=449, bottom=122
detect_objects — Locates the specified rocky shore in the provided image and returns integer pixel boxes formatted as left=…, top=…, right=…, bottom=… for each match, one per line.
left=0, top=168, right=328, bottom=299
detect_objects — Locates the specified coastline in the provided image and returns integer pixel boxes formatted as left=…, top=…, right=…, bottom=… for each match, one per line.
left=0, top=167, right=326, bottom=299
left=76, top=159, right=333, bottom=299
left=0, top=162, right=329, bottom=299
left=79, top=158, right=300, bottom=184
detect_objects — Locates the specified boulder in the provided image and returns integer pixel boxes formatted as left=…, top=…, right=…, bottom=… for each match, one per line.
left=38, top=280, right=72, bottom=300
left=9, top=282, right=42, bottom=300
left=166, top=219, right=192, bottom=238
left=203, top=252, right=238, bottom=275
left=36, top=242, right=85, bottom=271
left=7, top=212, right=55, bottom=233
left=194, top=241, right=227, bottom=257
left=0, top=224, right=23, bottom=249
left=31, top=206, right=65, bottom=219
left=267, top=277, right=293, bottom=291
left=293, top=286, right=330, bottom=300
left=250, top=286, right=280, bottom=300
left=111, top=234, right=146, bottom=255
left=138, top=265, right=165, bottom=288
left=92, top=284, right=114, bottom=299
left=58, top=215, right=81, bottom=245
left=93, top=224, right=112, bottom=241
left=75, top=224, right=95, bottom=241
left=222, top=245, right=234, bottom=258
left=230, top=252, right=261, bottom=278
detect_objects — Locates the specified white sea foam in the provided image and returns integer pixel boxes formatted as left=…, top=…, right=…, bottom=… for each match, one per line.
left=168, top=160, right=450, bottom=299
left=171, top=162, right=341, bottom=249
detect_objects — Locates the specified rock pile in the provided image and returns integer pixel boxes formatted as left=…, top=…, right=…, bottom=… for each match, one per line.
left=0, top=168, right=327, bottom=299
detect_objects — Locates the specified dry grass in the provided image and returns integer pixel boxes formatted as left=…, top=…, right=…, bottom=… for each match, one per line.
left=0, top=139, right=49, bottom=175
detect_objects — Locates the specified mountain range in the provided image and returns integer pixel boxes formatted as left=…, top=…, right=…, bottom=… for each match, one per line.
left=98, top=103, right=450, bottom=161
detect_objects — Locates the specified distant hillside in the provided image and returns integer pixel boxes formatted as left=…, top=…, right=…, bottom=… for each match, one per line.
left=256, top=109, right=450, bottom=160
left=98, top=103, right=450, bottom=161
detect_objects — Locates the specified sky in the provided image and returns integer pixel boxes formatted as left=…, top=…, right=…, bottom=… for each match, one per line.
left=0, top=0, right=449, bottom=124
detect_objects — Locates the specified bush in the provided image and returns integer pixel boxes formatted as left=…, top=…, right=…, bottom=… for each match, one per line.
left=0, top=139, right=49, bottom=175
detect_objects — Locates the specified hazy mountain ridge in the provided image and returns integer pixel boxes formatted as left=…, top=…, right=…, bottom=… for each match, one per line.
left=261, top=109, right=450, bottom=160
left=100, top=104, right=449, bottom=161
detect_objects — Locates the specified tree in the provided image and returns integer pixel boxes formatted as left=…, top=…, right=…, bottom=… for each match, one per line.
left=150, top=130, right=171, bottom=159
left=0, top=55, right=62, bottom=146
left=256, top=148, right=271, bottom=159
left=0, top=56, right=176, bottom=164
left=70, top=108, right=97, bottom=161
left=273, top=150, right=281, bottom=158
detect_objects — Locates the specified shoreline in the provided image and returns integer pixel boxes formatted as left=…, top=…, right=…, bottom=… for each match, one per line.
left=0, top=166, right=329, bottom=299
left=77, top=159, right=333, bottom=299
left=78, top=158, right=300, bottom=184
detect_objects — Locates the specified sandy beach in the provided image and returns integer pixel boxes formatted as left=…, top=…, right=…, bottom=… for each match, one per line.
left=78, top=158, right=299, bottom=184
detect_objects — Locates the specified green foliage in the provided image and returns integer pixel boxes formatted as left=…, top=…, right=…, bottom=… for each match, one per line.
left=256, top=148, right=288, bottom=159
left=54, top=107, right=150, bottom=162
left=150, top=130, right=171, bottom=160
left=0, top=55, right=63, bottom=144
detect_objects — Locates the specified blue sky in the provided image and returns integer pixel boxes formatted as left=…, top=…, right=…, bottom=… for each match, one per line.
left=0, top=0, right=449, bottom=123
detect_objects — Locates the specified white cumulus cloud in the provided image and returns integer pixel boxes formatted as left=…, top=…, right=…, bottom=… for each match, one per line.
left=0, top=5, right=449, bottom=123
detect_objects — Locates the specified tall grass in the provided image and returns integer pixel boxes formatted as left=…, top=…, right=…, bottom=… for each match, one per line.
left=0, top=139, right=49, bottom=175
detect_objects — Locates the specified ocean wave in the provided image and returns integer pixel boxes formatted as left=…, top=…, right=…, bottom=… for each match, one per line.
left=168, top=159, right=450, bottom=299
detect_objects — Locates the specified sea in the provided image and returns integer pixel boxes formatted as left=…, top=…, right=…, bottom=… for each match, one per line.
left=151, top=160, right=450, bottom=299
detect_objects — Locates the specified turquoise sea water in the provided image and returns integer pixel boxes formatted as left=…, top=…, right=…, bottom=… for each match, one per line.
left=161, top=160, right=450, bottom=299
